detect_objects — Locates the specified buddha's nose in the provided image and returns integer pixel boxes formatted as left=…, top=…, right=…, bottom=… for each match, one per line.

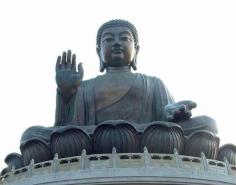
left=113, top=40, right=121, bottom=48
left=113, top=37, right=121, bottom=46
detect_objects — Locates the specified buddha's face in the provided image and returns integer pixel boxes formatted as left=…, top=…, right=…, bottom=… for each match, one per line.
left=98, top=26, right=139, bottom=68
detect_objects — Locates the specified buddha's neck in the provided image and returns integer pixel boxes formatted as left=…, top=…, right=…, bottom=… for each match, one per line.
left=106, top=66, right=131, bottom=74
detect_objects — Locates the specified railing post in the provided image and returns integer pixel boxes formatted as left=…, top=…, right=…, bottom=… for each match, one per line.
left=111, top=147, right=118, bottom=168
left=8, top=165, right=15, bottom=180
left=174, top=148, right=181, bottom=168
left=224, top=157, right=232, bottom=175
left=143, top=147, right=151, bottom=167
left=51, top=153, right=59, bottom=172
left=201, top=152, right=209, bottom=171
left=27, top=159, right=34, bottom=177
left=81, top=149, right=90, bottom=170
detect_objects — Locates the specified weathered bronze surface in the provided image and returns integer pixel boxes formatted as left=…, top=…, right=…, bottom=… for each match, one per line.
left=218, top=144, right=236, bottom=164
left=3, top=19, right=235, bottom=173
left=20, top=19, right=219, bottom=163
left=184, top=130, right=219, bottom=159
left=141, top=122, right=184, bottom=154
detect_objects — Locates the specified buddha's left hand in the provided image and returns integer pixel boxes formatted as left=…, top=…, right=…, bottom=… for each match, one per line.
left=164, top=100, right=197, bottom=122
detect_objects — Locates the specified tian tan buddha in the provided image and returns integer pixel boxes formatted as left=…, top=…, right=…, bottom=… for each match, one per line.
left=6, top=20, right=235, bottom=175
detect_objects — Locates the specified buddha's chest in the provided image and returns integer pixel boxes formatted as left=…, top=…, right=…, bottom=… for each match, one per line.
left=94, top=73, right=141, bottom=111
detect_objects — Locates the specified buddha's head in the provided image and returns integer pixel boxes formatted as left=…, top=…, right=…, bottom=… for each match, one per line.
left=96, top=19, right=140, bottom=72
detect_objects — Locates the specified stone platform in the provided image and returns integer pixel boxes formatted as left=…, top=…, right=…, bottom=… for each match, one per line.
left=1, top=149, right=236, bottom=185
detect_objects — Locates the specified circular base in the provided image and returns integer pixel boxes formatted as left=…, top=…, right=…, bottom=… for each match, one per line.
left=1, top=152, right=236, bottom=185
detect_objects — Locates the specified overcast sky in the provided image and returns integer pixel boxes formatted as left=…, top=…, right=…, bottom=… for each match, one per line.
left=0, top=0, right=236, bottom=169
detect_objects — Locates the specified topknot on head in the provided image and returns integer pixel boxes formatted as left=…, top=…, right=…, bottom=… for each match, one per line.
left=96, top=19, right=139, bottom=49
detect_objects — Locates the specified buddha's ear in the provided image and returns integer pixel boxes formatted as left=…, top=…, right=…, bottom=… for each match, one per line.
left=96, top=47, right=106, bottom=72
left=130, top=45, right=140, bottom=71
left=96, top=46, right=100, bottom=56
left=136, top=45, right=140, bottom=55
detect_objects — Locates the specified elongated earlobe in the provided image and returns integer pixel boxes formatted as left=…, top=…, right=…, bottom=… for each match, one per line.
left=99, top=59, right=106, bottom=72
left=97, top=47, right=106, bottom=72
left=130, top=57, right=137, bottom=70
left=130, top=45, right=139, bottom=71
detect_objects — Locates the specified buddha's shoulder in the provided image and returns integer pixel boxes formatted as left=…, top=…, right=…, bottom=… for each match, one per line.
left=80, top=73, right=164, bottom=86
left=135, top=72, right=163, bottom=82
left=80, top=78, right=96, bottom=88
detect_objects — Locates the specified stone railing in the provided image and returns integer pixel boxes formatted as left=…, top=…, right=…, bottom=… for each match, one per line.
left=1, top=148, right=236, bottom=185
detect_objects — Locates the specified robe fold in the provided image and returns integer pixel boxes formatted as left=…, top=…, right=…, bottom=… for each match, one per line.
left=21, top=69, right=217, bottom=145
left=55, top=71, right=174, bottom=126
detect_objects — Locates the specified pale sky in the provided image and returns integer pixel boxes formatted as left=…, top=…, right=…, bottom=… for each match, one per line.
left=0, top=0, right=236, bottom=169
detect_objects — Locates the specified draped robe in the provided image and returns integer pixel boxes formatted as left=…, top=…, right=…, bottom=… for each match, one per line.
left=55, top=68, right=174, bottom=126
left=21, top=67, right=217, bottom=145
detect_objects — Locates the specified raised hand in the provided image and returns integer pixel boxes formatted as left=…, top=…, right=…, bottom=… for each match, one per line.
left=164, top=100, right=197, bottom=122
left=56, top=50, right=84, bottom=100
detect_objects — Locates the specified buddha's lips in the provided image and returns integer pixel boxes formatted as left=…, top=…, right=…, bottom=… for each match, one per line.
left=112, top=49, right=123, bottom=54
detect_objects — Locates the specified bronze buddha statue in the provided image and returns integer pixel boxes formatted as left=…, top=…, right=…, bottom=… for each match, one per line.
left=53, top=20, right=217, bottom=132
left=3, top=20, right=223, bottom=171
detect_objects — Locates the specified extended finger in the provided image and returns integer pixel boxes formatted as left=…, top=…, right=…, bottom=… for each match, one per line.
left=77, top=63, right=84, bottom=79
left=67, top=50, right=72, bottom=69
left=71, top=54, right=76, bottom=71
left=61, top=51, right=66, bottom=69
left=56, top=56, right=61, bottom=71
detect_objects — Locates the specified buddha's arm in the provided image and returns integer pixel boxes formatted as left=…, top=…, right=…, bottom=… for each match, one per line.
left=152, top=77, right=197, bottom=122
left=164, top=100, right=197, bottom=122
left=54, top=79, right=94, bottom=126
left=54, top=89, right=77, bottom=126
left=54, top=50, right=84, bottom=126
left=152, top=77, right=175, bottom=121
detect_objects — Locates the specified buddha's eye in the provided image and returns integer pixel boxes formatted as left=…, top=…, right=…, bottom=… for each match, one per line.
left=120, top=36, right=131, bottom=42
left=102, top=38, right=114, bottom=43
